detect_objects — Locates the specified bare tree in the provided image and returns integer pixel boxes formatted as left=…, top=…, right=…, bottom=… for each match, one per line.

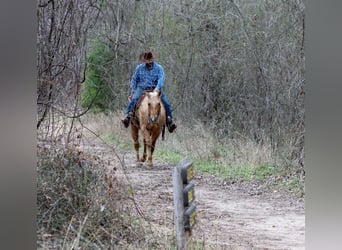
left=37, top=0, right=305, bottom=168
left=37, top=0, right=100, bottom=142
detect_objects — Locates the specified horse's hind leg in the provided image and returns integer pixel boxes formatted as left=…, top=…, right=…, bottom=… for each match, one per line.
left=141, top=138, right=147, bottom=162
left=131, top=126, right=141, bottom=166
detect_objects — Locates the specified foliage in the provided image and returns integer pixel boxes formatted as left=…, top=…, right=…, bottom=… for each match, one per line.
left=81, top=40, right=114, bottom=112
left=37, top=0, right=306, bottom=247
left=78, top=0, right=305, bottom=169
left=37, top=0, right=305, bottom=168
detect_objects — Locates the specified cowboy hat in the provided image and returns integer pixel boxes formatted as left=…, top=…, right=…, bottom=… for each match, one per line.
left=140, top=51, right=156, bottom=63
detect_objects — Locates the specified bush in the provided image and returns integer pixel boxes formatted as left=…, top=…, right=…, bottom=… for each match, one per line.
left=81, top=40, right=114, bottom=112
left=37, top=144, right=149, bottom=249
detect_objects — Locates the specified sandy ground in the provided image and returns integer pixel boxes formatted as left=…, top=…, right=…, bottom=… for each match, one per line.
left=80, top=136, right=305, bottom=250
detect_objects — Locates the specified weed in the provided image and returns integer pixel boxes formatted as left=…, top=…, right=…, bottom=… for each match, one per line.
left=81, top=112, right=304, bottom=194
left=37, top=144, right=168, bottom=249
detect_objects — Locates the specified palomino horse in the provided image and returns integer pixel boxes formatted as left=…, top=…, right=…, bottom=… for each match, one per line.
left=130, top=91, right=166, bottom=167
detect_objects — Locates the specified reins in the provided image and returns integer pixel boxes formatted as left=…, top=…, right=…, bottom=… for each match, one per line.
left=147, top=104, right=161, bottom=124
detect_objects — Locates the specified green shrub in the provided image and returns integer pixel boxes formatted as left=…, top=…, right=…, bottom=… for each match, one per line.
left=81, top=40, right=114, bottom=112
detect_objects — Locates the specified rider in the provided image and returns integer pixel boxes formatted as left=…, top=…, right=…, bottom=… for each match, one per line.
left=121, top=51, right=177, bottom=133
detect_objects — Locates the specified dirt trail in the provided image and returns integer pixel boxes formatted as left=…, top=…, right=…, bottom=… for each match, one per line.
left=81, top=137, right=305, bottom=250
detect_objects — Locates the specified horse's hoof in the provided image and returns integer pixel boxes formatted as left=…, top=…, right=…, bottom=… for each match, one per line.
left=140, top=157, right=146, bottom=162
left=136, top=161, right=142, bottom=167
left=147, top=161, right=153, bottom=168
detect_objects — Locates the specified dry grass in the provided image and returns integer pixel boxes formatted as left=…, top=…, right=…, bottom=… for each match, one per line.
left=37, top=111, right=303, bottom=249
left=36, top=141, right=176, bottom=249
left=37, top=111, right=184, bottom=249
left=85, top=112, right=284, bottom=170
left=81, top=112, right=303, bottom=195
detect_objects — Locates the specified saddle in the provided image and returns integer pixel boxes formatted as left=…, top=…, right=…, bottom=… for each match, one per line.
left=134, top=93, right=147, bottom=110
left=128, top=92, right=149, bottom=127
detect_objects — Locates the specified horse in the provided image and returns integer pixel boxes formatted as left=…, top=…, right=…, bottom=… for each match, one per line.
left=130, top=91, right=166, bottom=167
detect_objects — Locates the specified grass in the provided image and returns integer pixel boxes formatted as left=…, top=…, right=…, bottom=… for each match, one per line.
left=271, top=174, right=305, bottom=198
left=37, top=143, right=175, bottom=249
left=195, top=160, right=283, bottom=181
left=102, top=132, right=132, bottom=151
left=155, top=149, right=184, bottom=164
left=37, top=111, right=304, bottom=249
left=81, top=112, right=304, bottom=195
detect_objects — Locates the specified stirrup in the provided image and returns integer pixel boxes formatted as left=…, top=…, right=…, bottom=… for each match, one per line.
left=168, top=123, right=177, bottom=133
left=167, top=117, right=177, bottom=133
left=121, top=115, right=130, bottom=128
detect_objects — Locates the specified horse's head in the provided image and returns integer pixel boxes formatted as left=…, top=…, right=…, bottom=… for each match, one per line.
left=146, top=91, right=162, bottom=124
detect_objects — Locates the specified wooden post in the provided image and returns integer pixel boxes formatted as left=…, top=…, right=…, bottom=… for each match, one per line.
left=173, top=166, right=185, bottom=250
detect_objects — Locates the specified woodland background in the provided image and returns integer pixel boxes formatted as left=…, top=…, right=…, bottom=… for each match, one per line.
left=37, top=0, right=305, bottom=248
left=37, top=0, right=305, bottom=168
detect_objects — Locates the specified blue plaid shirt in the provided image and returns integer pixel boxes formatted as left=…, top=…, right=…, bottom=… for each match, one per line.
left=129, top=62, right=165, bottom=93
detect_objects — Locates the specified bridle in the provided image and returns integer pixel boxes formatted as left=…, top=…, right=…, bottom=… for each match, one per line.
left=148, top=102, right=161, bottom=124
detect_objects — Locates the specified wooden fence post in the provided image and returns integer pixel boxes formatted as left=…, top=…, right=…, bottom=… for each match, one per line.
left=173, top=166, right=185, bottom=250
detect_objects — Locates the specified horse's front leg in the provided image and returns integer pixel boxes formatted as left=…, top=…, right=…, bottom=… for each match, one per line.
left=148, top=131, right=160, bottom=167
left=147, top=136, right=154, bottom=168
left=142, top=130, right=153, bottom=167
left=146, top=143, right=153, bottom=167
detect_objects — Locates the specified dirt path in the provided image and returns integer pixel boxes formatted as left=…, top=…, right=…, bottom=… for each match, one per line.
left=81, top=137, right=305, bottom=250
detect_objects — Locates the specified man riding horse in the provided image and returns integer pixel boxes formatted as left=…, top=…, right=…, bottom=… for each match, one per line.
left=121, top=51, right=177, bottom=133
